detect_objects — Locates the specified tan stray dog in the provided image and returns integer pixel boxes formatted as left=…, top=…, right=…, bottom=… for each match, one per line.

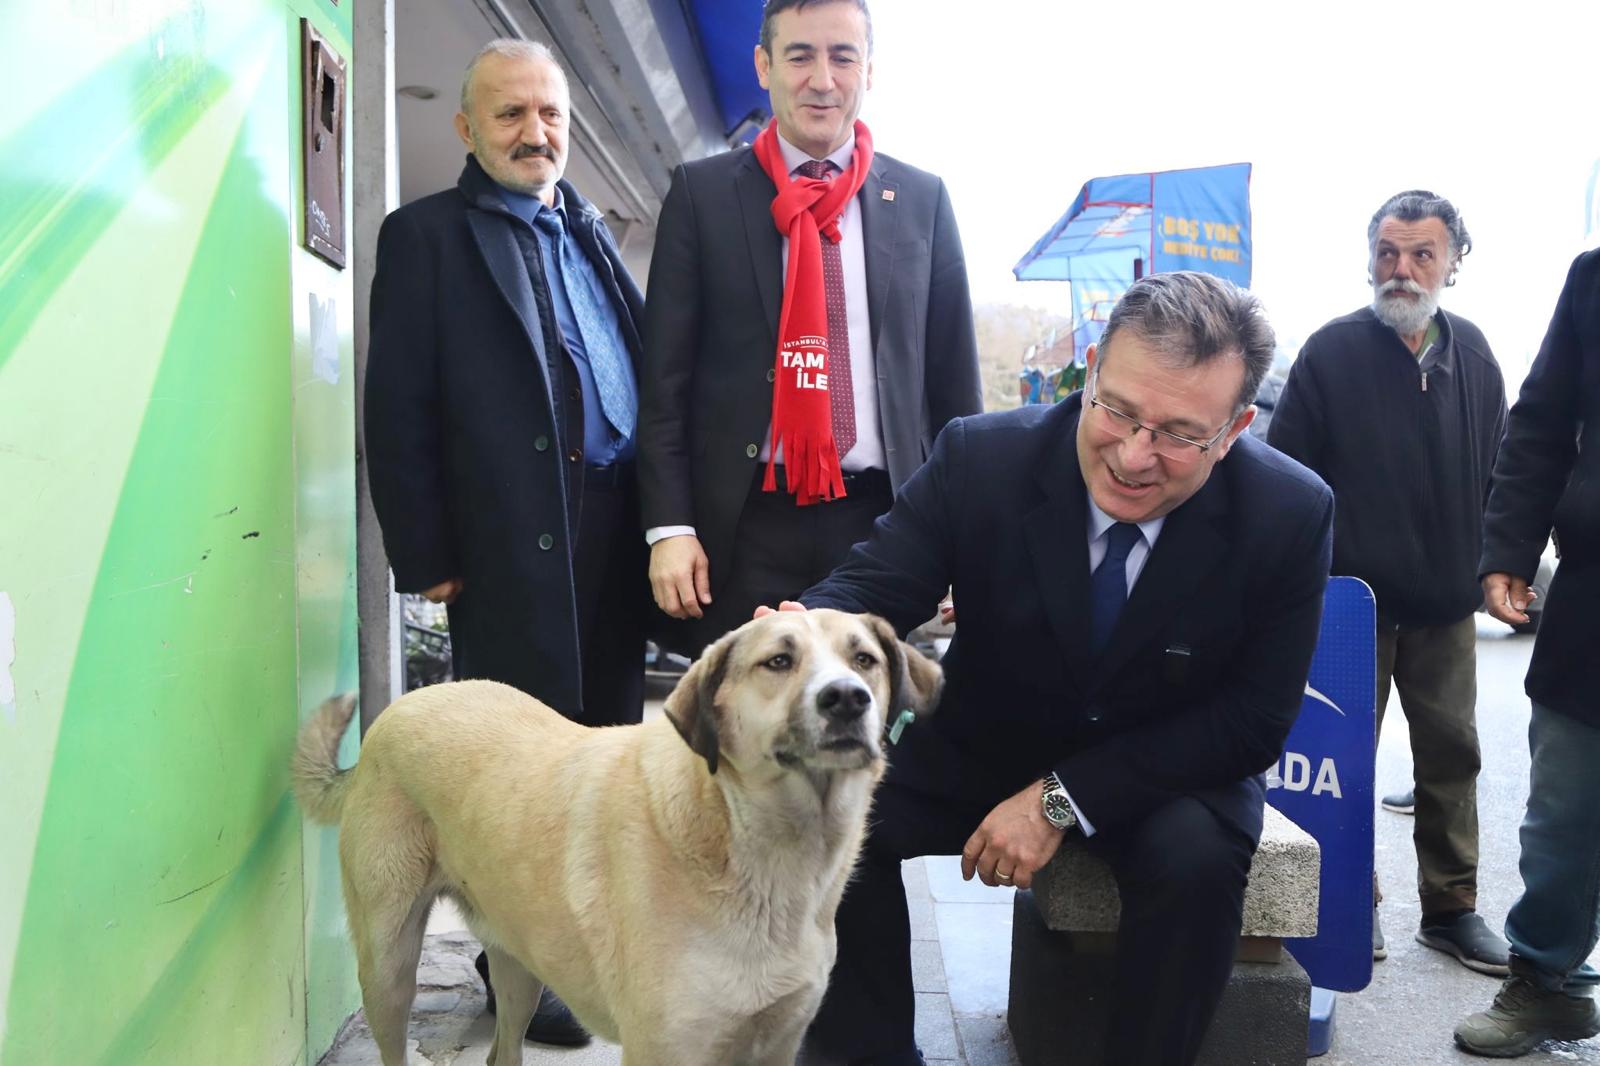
left=292, top=609, right=942, bottom=1066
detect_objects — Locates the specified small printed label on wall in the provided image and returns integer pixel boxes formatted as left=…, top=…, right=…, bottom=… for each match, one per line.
left=310, top=293, right=339, bottom=385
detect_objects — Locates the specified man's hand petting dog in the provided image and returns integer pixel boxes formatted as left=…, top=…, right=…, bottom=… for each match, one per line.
left=753, top=600, right=808, bottom=618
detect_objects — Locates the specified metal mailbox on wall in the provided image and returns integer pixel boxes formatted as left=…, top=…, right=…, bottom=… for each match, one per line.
left=301, top=20, right=346, bottom=268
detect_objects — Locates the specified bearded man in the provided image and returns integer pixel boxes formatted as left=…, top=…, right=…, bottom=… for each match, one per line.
left=1269, top=190, right=1509, bottom=975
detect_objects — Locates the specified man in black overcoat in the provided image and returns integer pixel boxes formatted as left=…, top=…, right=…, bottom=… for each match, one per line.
left=363, top=38, right=648, bottom=1046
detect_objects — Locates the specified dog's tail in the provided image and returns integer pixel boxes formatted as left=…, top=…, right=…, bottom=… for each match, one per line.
left=292, top=693, right=360, bottom=824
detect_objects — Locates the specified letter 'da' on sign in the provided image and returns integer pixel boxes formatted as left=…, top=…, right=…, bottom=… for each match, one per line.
left=301, top=20, right=347, bottom=268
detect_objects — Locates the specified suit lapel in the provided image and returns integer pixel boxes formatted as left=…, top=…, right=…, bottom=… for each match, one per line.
left=465, top=208, right=553, bottom=412
left=736, top=152, right=784, bottom=347
left=1096, top=470, right=1230, bottom=679
left=860, top=156, right=899, bottom=354
left=1023, top=406, right=1094, bottom=685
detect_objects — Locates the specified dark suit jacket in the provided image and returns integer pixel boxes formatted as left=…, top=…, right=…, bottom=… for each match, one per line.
left=803, top=397, right=1334, bottom=844
left=637, top=145, right=982, bottom=594
left=364, top=157, right=645, bottom=717
left=1481, top=248, right=1600, bottom=726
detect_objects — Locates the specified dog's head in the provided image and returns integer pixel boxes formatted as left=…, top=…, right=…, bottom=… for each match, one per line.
left=664, top=609, right=943, bottom=777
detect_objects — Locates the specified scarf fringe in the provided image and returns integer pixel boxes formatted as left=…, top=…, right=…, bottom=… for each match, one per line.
left=763, top=431, right=847, bottom=506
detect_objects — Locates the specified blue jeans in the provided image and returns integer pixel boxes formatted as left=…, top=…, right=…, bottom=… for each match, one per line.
left=1505, top=702, right=1600, bottom=996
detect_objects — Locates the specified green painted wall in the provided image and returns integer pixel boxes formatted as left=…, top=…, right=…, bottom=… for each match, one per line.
left=0, top=0, right=360, bottom=1062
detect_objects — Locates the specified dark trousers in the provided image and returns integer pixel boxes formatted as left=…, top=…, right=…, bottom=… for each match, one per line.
left=679, top=467, right=892, bottom=655
left=571, top=469, right=646, bottom=726
left=447, top=468, right=645, bottom=727
left=805, top=784, right=1255, bottom=1066
left=1375, top=614, right=1480, bottom=917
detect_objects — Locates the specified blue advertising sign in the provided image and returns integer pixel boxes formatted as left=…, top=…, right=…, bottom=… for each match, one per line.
left=1267, top=576, right=1377, bottom=993
left=1013, top=163, right=1253, bottom=364
left=1068, top=258, right=1123, bottom=366
left=1150, top=163, right=1252, bottom=287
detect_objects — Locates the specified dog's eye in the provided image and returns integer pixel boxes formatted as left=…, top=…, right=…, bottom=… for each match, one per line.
left=854, top=652, right=878, bottom=670
left=764, top=654, right=792, bottom=671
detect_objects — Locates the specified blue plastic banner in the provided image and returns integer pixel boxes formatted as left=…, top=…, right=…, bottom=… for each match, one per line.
left=1268, top=576, right=1377, bottom=993
left=1068, top=257, right=1124, bottom=365
left=1013, top=163, right=1253, bottom=364
left=1150, top=164, right=1252, bottom=287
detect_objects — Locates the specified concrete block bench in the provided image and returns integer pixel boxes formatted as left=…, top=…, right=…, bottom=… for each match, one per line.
left=1008, top=804, right=1320, bottom=1065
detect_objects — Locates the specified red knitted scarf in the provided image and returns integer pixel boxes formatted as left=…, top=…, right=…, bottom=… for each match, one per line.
left=753, top=120, right=874, bottom=504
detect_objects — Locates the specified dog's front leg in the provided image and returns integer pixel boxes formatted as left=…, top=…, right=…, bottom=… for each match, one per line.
left=620, top=1027, right=727, bottom=1066
left=751, top=1029, right=809, bottom=1066
left=749, top=995, right=824, bottom=1066
left=483, top=946, right=543, bottom=1066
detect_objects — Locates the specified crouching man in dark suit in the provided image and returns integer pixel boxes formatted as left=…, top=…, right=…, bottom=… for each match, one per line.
left=786, top=272, right=1335, bottom=1066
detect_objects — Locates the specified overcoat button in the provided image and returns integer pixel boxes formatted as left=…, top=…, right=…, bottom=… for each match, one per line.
left=745, top=443, right=759, bottom=458
left=538, top=533, right=555, bottom=550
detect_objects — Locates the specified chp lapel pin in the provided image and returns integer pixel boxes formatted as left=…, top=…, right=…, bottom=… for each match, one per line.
left=881, top=189, right=896, bottom=202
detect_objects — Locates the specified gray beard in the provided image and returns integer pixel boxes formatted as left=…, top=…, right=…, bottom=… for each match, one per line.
left=1372, top=282, right=1441, bottom=336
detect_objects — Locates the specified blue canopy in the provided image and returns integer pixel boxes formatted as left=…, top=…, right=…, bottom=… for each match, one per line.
left=1013, top=163, right=1253, bottom=363
left=687, top=0, right=769, bottom=140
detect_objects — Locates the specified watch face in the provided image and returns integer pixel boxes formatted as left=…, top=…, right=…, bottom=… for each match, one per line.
left=1043, top=790, right=1074, bottom=828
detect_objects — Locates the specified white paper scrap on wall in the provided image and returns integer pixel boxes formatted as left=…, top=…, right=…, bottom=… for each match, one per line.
left=310, top=292, right=340, bottom=385
left=1, top=591, right=16, bottom=720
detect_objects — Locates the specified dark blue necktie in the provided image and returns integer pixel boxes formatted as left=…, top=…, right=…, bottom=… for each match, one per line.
left=1090, top=522, right=1141, bottom=655
left=531, top=209, right=636, bottom=439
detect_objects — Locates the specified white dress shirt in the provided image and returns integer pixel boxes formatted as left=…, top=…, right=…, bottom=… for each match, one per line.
left=1086, top=500, right=1165, bottom=593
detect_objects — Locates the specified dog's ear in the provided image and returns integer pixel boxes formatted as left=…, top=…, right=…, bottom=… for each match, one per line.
left=664, top=633, right=734, bottom=775
left=867, top=614, right=944, bottom=721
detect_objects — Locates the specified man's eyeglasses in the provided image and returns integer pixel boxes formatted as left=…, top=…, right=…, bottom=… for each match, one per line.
left=1086, top=370, right=1235, bottom=463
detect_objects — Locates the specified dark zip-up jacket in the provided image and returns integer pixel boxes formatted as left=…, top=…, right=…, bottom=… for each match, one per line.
left=1481, top=249, right=1600, bottom=724
left=1269, top=306, right=1507, bottom=627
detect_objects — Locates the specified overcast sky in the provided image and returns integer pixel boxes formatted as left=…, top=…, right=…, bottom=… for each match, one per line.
left=858, top=0, right=1600, bottom=385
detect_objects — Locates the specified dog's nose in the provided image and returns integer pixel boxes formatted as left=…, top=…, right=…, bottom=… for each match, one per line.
left=817, top=679, right=872, bottom=722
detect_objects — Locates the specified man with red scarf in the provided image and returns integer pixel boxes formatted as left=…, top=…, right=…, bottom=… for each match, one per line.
left=638, top=0, right=982, bottom=654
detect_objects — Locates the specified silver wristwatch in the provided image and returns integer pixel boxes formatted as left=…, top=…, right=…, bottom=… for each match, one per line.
left=1040, top=772, right=1079, bottom=832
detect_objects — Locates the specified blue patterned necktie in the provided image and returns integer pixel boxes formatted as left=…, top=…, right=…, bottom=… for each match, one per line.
left=531, top=209, right=636, bottom=439
left=1090, top=522, right=1141, bottom=655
